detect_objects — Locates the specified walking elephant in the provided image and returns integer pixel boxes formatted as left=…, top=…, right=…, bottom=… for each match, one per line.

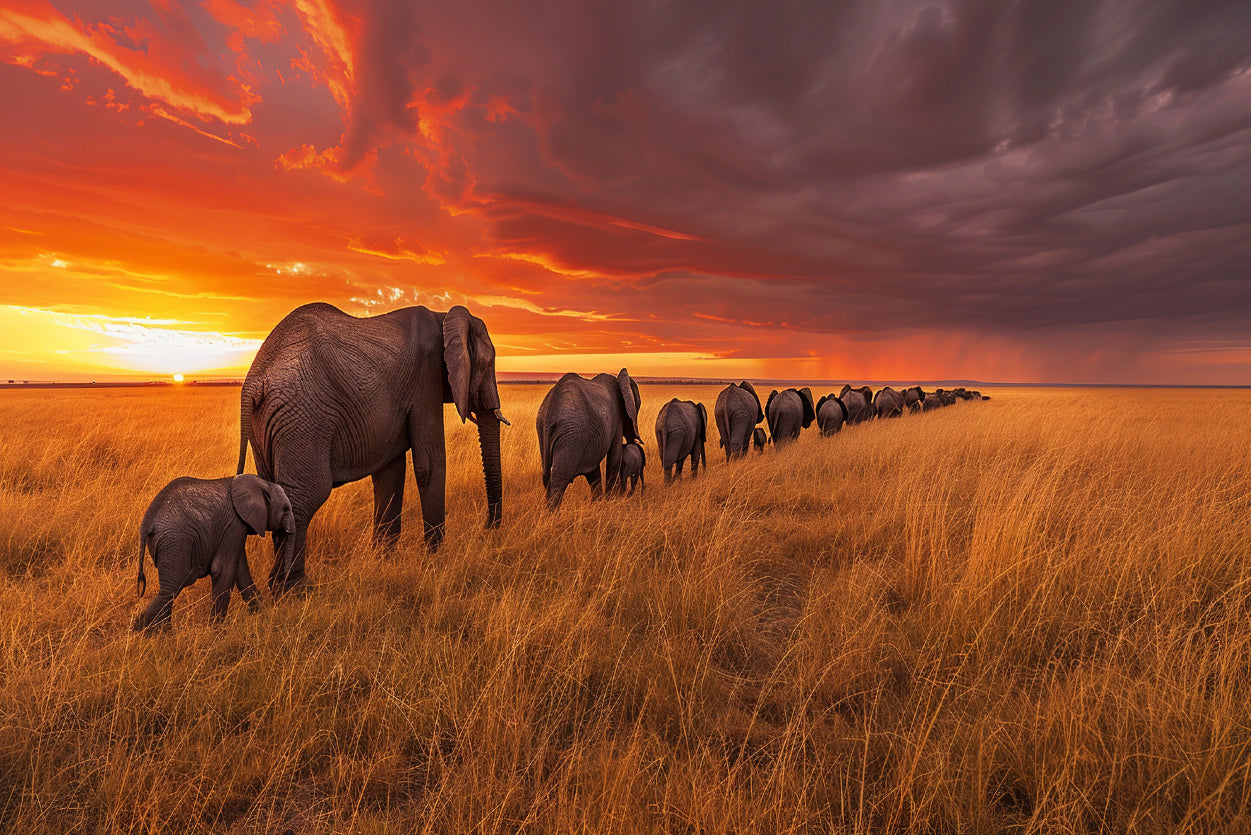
left=655, top=398, right=707, bottom=483
left=902, top=386, right=926, bottom=413
left=620, top=441, right=645, bottom=496
left=839, top=385, right=876, bottom=423
left=815, top=393, right=848, bottom=436
left=536, top=368, right=642, bottom=510
left=133, top=474, right=294, bottom=631
left=715, top=381, right=764, bottom=460
left=238, top=303, right=506, bottom=594
left=873, top=386, right=905, bottom=418
left=765, top=387, right=816, bottom=445
left=753, top=427, right=769, bottom=452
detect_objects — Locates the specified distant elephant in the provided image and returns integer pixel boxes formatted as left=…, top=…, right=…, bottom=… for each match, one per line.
left=753, top=427, right=770, bottom=452
left=620, top=442, right=645, bottom=496
left=238, top=303, right=506, bottom=594
left=715, top=381, right=764, bottom=460
left=928, top=389, right=957, bottom=407
left=873, top=386, right=905, bottom=418
left=902, top=386, right=926, bottom=413
left=536, top=368, right=642, bottom=510
left=815, top=393, right=848, bottom=436
left=765, top=387, right=816, bottom=445
left=133, top=474, right=294, bottom=632
left=655, top=398, right=707, bottom=483
left=839, top=385, right=876, bottom=423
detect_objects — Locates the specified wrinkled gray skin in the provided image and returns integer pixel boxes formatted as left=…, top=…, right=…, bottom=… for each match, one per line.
left=239, top=303, right=505, bottom=594
left=620, top=441, right=646, bottom=496
left=715, top=381, right=764, bottom=460
left=766, top=387, right=816, bottom=445
left=133, top=474, right=294, bottom=632
left=655, top=398, right=707, bottom=483
left=536, top=368, right=642, bottom=510
left=839, top=385, right=876, bottom=423
left=873, top=386, right=906, bottom=418
left=753, top=427, right=769, bottom=452
left=815, top=394, right=848, bottom=436
left=902, top=386, right=926, bottom=413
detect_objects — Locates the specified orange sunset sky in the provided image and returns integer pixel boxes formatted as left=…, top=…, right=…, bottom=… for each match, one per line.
left=2, top=0, right=1250, bottom=384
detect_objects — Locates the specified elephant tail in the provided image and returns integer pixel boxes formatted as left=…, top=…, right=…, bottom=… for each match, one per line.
left=136, top=529, right=150, bottom=598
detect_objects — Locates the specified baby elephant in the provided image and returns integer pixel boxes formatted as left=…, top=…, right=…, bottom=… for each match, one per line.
left=753, top=427, right=770, bottom=452
left=133, top=474, right=294, bottom=632
left=620, top=441, right=646, bottom=496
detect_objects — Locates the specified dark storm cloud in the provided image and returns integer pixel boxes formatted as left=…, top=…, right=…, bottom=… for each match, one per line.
left=335, top=0, right=1251, bottom=349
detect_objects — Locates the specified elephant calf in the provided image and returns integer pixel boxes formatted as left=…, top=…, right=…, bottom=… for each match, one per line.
left=133, top=474, right=294, bottom=632
left=753, top=427, right=769, bottom=452
left=620, top=442, right=645, bottom=496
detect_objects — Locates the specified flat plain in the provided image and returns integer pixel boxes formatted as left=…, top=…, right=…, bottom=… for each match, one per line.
left=1, top=384, right=1249, bottom=833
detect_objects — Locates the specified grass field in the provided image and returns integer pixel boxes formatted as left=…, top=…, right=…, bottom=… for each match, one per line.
left=1, top=383, right=1249, bottom=833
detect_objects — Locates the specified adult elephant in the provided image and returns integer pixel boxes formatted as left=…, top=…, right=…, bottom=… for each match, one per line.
left=839, top=385, right=876, bottom=423
left=655, top=398, right=707, bottom=484
left=815, top=393, right=848, bottom=436
left=902, top=386, right=926, bottom=413
left=873, top=386, right=905, bottom=418
left=715, top=381, right=764, bottom=460
left=536, top=368, right=641, bottom=510
left=765, top=387, right=816, bottom=445
left=238, top=303, right=506, bottom=594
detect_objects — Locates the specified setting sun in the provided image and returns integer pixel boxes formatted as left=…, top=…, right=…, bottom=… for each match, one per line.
left=172, top=374, right=184, bottom=383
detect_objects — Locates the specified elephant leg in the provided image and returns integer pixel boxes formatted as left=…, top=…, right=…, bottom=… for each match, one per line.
left=605, top=443, right=622, bottom=496
left=586, top=465, right=603, bottom=500
left=209, top=547, right=239, bottom=622
left=236, top=551, right=261, bottom=614
left=270, top=481, right=329, bottom=596
left=371, top=454, right=406, bottom=550
left=627, top=475, right=636, bottom=497
left=675, top=458, right=685, bottom=479
left=546, top=474, right=571, bottom=510
left=410, top=416, right=447, bottom=551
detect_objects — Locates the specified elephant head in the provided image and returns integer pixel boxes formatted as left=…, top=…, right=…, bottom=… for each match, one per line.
left=444, top=305, right=506, bottom=528
left=231, top=474, right=296, bottom=584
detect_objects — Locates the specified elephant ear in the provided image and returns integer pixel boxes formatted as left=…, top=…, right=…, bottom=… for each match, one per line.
left=231, top=474, right=269, bottom=536
left=616, top=368, right=640, bottom=441
left=697, top=402, right=707, bottom=444
left=799, top=387, right=815, bottom=427
left=835, top=396, right=848, bottom=423
left=765, top=389, right=778, bottom=417
left=444, top=306, right=500, bottom=423
left=739, top=381, right=764, bottom=423
left=816, top=394, right=828, bottom=418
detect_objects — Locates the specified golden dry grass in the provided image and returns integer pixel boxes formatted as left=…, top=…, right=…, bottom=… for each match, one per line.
left=1, top=383, right=1249, bottom=833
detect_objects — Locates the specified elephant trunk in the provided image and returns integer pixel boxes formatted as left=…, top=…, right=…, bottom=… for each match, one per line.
left=477, top=413, right=503, bottom=529
left=276, top=531, right=295, bottom=588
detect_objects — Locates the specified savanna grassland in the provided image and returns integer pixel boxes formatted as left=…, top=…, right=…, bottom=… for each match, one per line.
left=1, top=384, right=1249, bottom=833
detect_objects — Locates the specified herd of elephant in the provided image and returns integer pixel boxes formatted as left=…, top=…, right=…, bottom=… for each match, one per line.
left=131, top=303, right=987, bottom=631
left=537, top=374, right=988, bottom=508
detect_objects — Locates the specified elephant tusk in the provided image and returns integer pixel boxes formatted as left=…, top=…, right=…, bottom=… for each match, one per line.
left=494, top=409, right=511, bottom=426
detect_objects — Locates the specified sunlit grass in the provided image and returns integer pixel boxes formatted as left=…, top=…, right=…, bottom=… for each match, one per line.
left=1, top=384, right=1249, bottom=832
